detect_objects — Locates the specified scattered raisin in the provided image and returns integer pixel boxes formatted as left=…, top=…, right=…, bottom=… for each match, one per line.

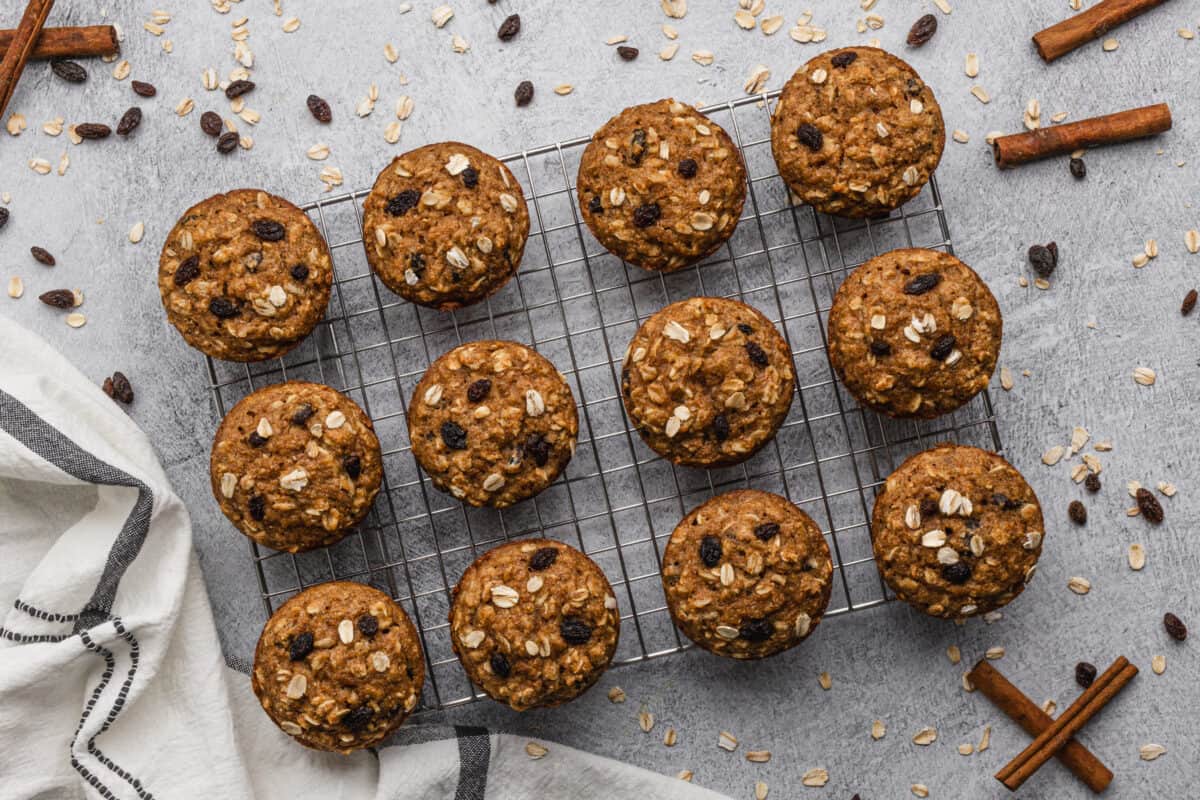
left=75, top=123, right=111, bottom=139
left=711, top=413, right=730, bottom=442
left=753, top=522, right=780, bottom=542
left=1075, top=661, right=1097, bottom=688
left=1069, top=157, right=1087, bottom=179
left=105, top=372, right=134, bottom=404
left=1182, top=289, right=1197, bottom=316
left=251, top=219, right=286, bottom=242
left=467, top=379, right=492, bottom=402
left=796, top=123, right=823, bottom=151
left=831, top=51, right=858, bottom=69
left=357, top=613, right=379, bottom=638
left=216, top=131, right=239, bottom=154
left=490, top=652, right=511, bottom=678
left=248, top=494, right=266, bottom=520
left=903, top=273, right=941, bottom=295
left=745, top=341, right=768, bottom=367
left=699, top=535, right=722, bottom=567
left=386, top=189, right=421, bottom=216
left=131, top=80, right=157, bottom=97
left=677, top=158, right=698, bottom=179
left=907, top=14, right=938, bottom=46
left=560, top=617, right=593, bottom=645
left=497, top=14, right=521, bottom=41
left=116, top=107, right=142, bottom=136
left=942, top=561, right=971, bottom=584
left=174, top=255, right=200, bottom=286
left=929, top=334, right=956, bottom=361
left=200, top=111, right=223, bottom=137
left=51, top=59, right=88, bottom=83
left=1028, top=243, right=1057, bottom=278
left=617, top=45, right=639, bottom=61
left=290, top=263, right=310, bottom=281
left=525, top=433, right=551, bottom=466
left=0, top=207, right=8, bottom=230
left=31, top=246, right=56, bottom=266
left=288, top=631, right=314, bottom=661
left=632, top=203, right=661, bottom=228
left=587, top=195, right=602, bottom=214
left=530, top=547, right=559, bottom=571
left=292, top=404, right=315, bottom=425
left=869, top=339, right=892, bottom=357
left=38, top=289, right=75, bottom=309
left=514, top=80, right=535, bottom=107
left=209, top=297, right=239, bottom=318
left=1068, top=500, right=1087, bottom=525
left=225, top=79, right=255, bottom=99
left=306, top=94, right=332, bottom=123
left=440, top=421, right=468, bottom=450
left=343, top=705, right=374, bottom=731
left=1135, top=488, right=1164, bottom=523
left=1084, top=473, right=1101, bottom=493
left=1164, top=612, right=1187, bottom=641
left=739, top=618, right=773, bottom=642
left=343, top=454, right=362, bottom=479
left=461, top=166, right=479, bottom=188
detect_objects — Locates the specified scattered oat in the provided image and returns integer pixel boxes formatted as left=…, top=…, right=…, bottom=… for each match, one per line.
left=431, top=5, right=453, bottom=27
left=1068, top=576, right=1091, bottom=595
left=1140, top=743, right=1167, bottom=761
left=744, top=65, right=770, bottom=95
left=871, top=719, right=886, bottom=740
left=1128, top=543, right=1146, bottom=571
left=952, top=129, right=970, bottom=144
left=1102, top=37, right=1119, bottom=51
left=964, top=53, right=979, bottom=77
left=933, top=0, right=952, bottom=12
left=7, top=276, right=23, bottom=299
left=663, top=728, right=677, bottom=747
left=554, top=84, right=574, bottom=96
left=607, top=686, right=626, bottom=703
left=128, top=221, right=145, bottom=244
left=761, top=15, right=784, bottom=35
left=746, top=749, right=770, bottom=763
left=1041, top=445, right=1065, bottom=466
left=692, top=50, right=714, bottom=66
left=754, top=782, right=768, bottom=800
left=718, top=730, right=738, bottom=751
left=958, top=743, right=974, bottom=756
left=1186, top=229, right=1200, bottom=254
left=912, top=785, right=930, bottom=798
left=1151, top=654, right=1166, bottom=674
left=913, top=727, right=938, bottom=746
left=979, top=726, right=991, bottom=752
left=947, top=645, right=961, bottom=665
left=661, top=0, right=687, bottom=19
left=451, top=34, right=470, bottom=53
left=677, top=770, right=694, bottom=782
left=1133, top=366, right=1156, bottom=386
left=525, top=741, right=548, bottom=759
left=986, top=646, right=1005, bottom=660
left=638, top=710, right=654, bottom=732
left=659, top=43, right=679, bottom=60
left=801, top=768, right=829, bottom=788
left=818, top=671, right=832, bottom=690
left=282, top=16, right=300, bottom=33
left=307, top=143, right=330, bottom=160
left=66, top=312, right=87, bottom=328
left=970, top=85, right=991, bottom=104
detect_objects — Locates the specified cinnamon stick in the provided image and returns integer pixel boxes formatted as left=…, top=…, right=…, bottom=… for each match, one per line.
left=1033, top=0, right=1172, bottom=62
left=993, top=103, right=1171, bottom=169
left=0, top=24, right=118, bottom=60
left=0, top=0, right=55, bottom=119
left=968, top=661, right=1112, bottom=793
left=995, top=656, right=1138, bottom=792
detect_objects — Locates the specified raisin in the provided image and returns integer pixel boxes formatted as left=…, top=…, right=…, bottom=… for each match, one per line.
left=251, top=219, right=286, bottom=242
left=248, top=494, right=266, bottom=520
left=386, top=189, right=421, bottom=216
left=907, top=13, right=938, bottom=46
left=737, top=323, right=753, bottom=335
left=461, top=166, right=479, bottom=188
left=51, top=59, right=88, bottom=83
left=796, top=123, right=823, bottom=152
left=132, top=80, right=157, bottom=97
left=632, top=203, right=661, bottom=228
left=699, top=535, right=722, bottom=567
left=617, top=45, right=639, bottom=61
left=216, top=131, right=239, bottom=154
left=200, top=111, right=223, bottom=137
left=174, top=255, right=200, bottom=286
left=560, top=616, right=592, bottom=645
left=627, top=129, right=648, bottom=166
left=31, top=246, right=56, bottom=266
left=869, top=339, right=892, bottom=357
left=1183, top=289, right=1198, bottom=316
left=1075, top=661, right=1097, bottom=688
left=306, top=94, right=332, bottom=123
left=830, top=51, right=858, bottom=69
left=525, top=433, right=551, bottom=467
left=1068, top=500, right=1087, bottom=525
left=739, top=618, right=773, bottom=642
left=1084, top=473, right=1101, bottom=493
left=343, top=454, right=362, bottom=479
left=903, top=273, right=941, bottom=295
left=290, top=263, right=310, bottom=281
left=0, top=207, right=8, bottom=230
left=753, top=522, right=780, bottom=542
left=209, top=297, right=239, bottom=318
left=38, top=289, right=75, bottom=309
left=587, top=195, right=603, bottom=214
left=929, top=334, right=956, bottom=361
left=116, top=107, right=142, bottom=136
left=1028, top=243, right=1057, bottom=278
left=288, top=631, right=314, bottom=661
left=409, top=253, right=426, bottom=275
left=357, top=613, right=379, bottom=638
left=745, top=341, right=769, bottom=367
left=942, top=561, right=971, bottom=584
left=677, top=158, right=698, bottom=179
left=75, top=123, right=111, bottom=139
left=1164, top=612, right=1188, bottom=641
left=905, top=78, right=925, bottom=96
left=490, top=652, right=511, bottom=678
left=920, top=497, right=939, bottom=517
left=248, top=431, right=267, bottom=448
left=497, top=14, right=521, bottom=41
left=292, top=404, right=315, bottom=424
left=110, top=372, right=135, bottom=404
left=1136, top=488, right=1163, bottom=523
left=225, top=79, right=256, bottom=99
left=530, top=547, right=559, bottom=571
left=514, top=80, right=534, bottom=107
left=1070, top=157, right=1086, bottom=179
left=711, top=413, right=730, bottom=442
left=343, top=705, right=374, bottom=731
left=467, top=379, right=492, bottom=402
left=440, top=421, right=468, bottom=450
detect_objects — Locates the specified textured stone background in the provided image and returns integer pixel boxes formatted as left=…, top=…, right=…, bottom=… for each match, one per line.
left=2, top=1, right=1196, bottom=797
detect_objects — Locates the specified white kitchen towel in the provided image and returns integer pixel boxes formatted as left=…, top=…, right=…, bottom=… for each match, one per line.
left=0, top=315, right=726, bottom=800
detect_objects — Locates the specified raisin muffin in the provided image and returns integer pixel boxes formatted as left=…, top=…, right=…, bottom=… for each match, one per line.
left=577, top=98, right=747, bottom=272
left=408, top=340, right=578, bottom=508
left=449, top=539, right=620, bottom=710
left=158, top=189, right=333, bottom=361
left=662, top=490, right=833, bottom=659
left=770, top=47, right=945, bottom=218
left=872, top=444, right=1045, bottom=619
left=211, top=381, right=382, bottom=552
left=252, top=581, right=424, bottom=752
left=361, top=142, right=530, bottom=309
left=827, top=248, right=1001, bottom=418
left=621, top=297, right=795, bottom=467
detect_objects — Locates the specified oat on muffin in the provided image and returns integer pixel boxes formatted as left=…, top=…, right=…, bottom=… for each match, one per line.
left=449, top=539, right=620, bottom=710
left=361, top=141, right=530, bottom=309
left=872, top=444, right=1045, bottom=619
left=158, top=189, right=333, bottom=361
left=577, top=98, right=747, bottom=272
left=827, top=247, right=1001, bottom=419
left=770, top=47, right=945, bottom=218
left=211, top=381, right=382, bottom=552
left=621, top=296, right=795, bottom=467
left=662, top=489, right=833, bottom=659
left=252, top=581, right=424, bottom=752
left=408, top=340, right=578, bottom=508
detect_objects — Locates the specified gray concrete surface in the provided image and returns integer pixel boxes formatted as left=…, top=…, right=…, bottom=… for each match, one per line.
left=2, top=1, right=1197, bottom=797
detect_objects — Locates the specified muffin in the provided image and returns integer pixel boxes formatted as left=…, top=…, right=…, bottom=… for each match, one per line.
left=158, top=189, right=333, bottom=361
left=770, top=47, right=945, bottom=218
left=449, top=539, right=620, bottom=710
left=662, top=490, right=833, bottom=659
left=252, top=581, right=424, bottom=752
left=621, top=296, right=795, bottom=467
left=408, top=340, right=578, bottom=508
left=577, top=98, right=747, bottom=271
left=872, top=444, right=1045, bottom=619
left=211, top=381, right=382, bottom=552
left=361, top=141, right=530, bottom=309
left=827, top=248, right=1001, bottom=418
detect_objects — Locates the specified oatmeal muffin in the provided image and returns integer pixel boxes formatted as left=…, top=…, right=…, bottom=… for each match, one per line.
left=577, top=98, right=747, bottom=272
left=662, top=490, right=833, bottom=659
left=408, top=340, right=578, bottom=508
left=770, top=47, right=945, bottom=218
left=449, top=539, right=620, bottom=710
left=827, top=248, right=1001, bottom=419
left=211, top=381, right=382, bottom=552
left=621, top=297, right=795, bottom=467
left=361, top=142, right=530, bottom=309
left=252, top=581, right=424, bottom=752
left=158, top=189, right=333, bottom=361
left=872, top=444, right=1045, bottom=619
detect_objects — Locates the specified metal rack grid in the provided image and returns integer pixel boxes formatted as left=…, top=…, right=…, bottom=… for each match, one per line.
left=206, top=90, right=1002, bottom=711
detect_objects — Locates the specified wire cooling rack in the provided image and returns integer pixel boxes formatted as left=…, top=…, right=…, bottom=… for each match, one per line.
left=206, top=90, right=1002, bottom=710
